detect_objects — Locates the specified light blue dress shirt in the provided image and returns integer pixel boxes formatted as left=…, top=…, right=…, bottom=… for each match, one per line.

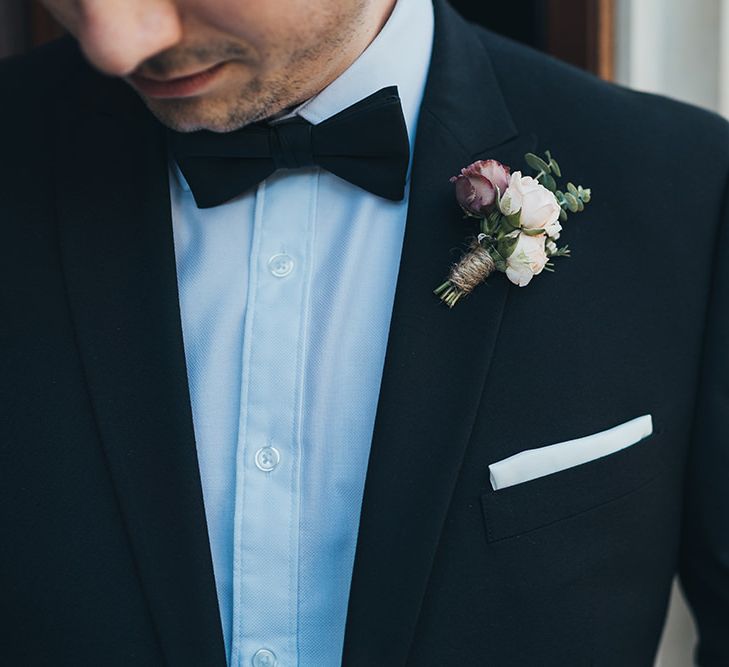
left=170, top=1, right=434, bottom=665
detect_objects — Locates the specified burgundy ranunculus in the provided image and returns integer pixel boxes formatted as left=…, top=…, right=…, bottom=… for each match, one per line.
left=450, top=159, right=511, bottom=217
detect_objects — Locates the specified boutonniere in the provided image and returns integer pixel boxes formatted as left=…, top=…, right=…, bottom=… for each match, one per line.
left=434, top=151, right=592, bottom=307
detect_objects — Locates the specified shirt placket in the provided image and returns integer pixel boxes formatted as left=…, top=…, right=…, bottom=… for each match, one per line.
left=231, top=171, right=317, bottom=667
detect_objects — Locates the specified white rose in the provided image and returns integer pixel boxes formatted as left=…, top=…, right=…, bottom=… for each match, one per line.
left=505, top=232, right=549, bottom=287
left=499, top=171, right=562, bottom=238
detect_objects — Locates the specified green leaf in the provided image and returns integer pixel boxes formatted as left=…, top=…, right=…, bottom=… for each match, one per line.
left=549, top=158, right=562, bottom=178
left=522, top=228, right=545, bottom=237
left=525, top=153, right=550, bottom=173
left=490, top=247, right=508, bottom=271
left=497, top=236, right=519, bottom=259
left=541, top=173, right=557, bottom=192
left=564, top=192, right=580, bottom=213
left=502, top=212, right=521, bottom=230
left=567, top=182, right=578, bottom=196
left=577, top=198, right=585, bottom=212
left=559, top=207, right=568, bottom=222
left=488, top=210, right=502, bottom=226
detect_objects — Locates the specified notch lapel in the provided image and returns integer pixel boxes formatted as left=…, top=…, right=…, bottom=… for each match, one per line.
left=54, top=69, right=227, bottom=667
left=342, top=3, right=536, bottom=664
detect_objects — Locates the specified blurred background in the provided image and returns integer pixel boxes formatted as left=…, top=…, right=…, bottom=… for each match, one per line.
left=1, top=1, right=726, bottom=665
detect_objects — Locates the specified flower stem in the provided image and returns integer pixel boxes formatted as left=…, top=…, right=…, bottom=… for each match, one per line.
left=433, top=281, right=452, bottom=296
left=433, top=281, right=466, bottom=308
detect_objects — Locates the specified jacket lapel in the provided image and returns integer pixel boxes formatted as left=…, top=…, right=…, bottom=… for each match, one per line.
left=54, top=68, right=227, bottom=667
left=342, top=3, right=536, bottom=664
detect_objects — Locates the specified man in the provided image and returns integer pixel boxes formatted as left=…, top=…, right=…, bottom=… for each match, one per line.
left=1, top=0, right=727, bottom=665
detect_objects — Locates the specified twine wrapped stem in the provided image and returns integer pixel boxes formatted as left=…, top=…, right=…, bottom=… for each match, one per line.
left=434, top=238, right=496, bottom=307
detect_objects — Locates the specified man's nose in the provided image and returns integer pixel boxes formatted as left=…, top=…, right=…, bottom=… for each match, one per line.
left=76, top=0, right=182, bottom=76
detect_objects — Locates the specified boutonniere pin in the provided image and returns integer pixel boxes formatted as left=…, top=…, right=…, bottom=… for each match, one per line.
left=434, top=151, right=592, bottom=307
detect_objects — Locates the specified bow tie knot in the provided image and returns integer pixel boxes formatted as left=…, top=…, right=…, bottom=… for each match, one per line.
left=167, top=86, right=410, bottom=208
left=270, top=120, right=316, bottom=170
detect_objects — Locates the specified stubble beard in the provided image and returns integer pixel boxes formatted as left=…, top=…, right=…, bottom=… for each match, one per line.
left=136, top=3, right=368, bottom=134
left=140, top=74, right=302, bottom=133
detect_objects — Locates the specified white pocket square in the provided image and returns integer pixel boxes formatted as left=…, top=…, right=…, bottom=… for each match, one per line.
left=488, top=414, right=654, bottom=490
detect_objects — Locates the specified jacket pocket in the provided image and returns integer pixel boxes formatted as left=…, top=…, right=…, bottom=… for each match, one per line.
left=480, top=416, right=662, bottom=543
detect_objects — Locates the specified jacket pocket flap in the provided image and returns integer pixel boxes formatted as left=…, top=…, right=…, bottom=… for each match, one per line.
left=481, top=419, right=661, bottom=543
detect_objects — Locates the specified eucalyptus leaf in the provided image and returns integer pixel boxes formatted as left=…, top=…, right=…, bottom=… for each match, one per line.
left=525, top=153, right=550, bottom=173
left=567, top=182, right=578, bottom=196
left=559, top=207, right=568, bottom=222
left=541, top=173, right=557, bottom=192
left=549, top=158, right=562, bottom=178
left=564, top=192, right=580, bottom=213
left=577, top=198, right=585, bottom=212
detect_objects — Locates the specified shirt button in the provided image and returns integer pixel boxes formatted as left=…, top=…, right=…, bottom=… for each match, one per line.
left=252, top=648, right=277, bottom=667
left=268, top=253, right=294, bottom=277
left=254, top=446, right=281, bottom=472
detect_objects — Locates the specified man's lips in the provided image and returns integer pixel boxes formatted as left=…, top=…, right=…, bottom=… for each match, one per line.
left=128, top=63, right=227, bottom=99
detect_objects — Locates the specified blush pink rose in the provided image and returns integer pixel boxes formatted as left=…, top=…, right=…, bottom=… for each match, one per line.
left=450, top=159, right=511, bottom=217
left=499, top=171, right=562, bottom=238
left=505, top=232, right=549, bottom=287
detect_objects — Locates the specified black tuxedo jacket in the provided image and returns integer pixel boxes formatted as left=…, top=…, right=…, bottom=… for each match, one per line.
left=2, top=2, right=728, bottom=665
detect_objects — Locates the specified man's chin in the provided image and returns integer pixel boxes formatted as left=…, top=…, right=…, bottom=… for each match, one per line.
left=139, top=95, right=258, bottom=134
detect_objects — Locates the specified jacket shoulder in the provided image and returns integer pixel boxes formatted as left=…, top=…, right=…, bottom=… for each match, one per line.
left=473, top=25, right=729, bottom=175
left=0, top=38, right=86, bottom=129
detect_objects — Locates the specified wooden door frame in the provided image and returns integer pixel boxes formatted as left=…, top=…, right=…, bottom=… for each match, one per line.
left=546, top=0, right=615, bottom=80
left=29, top=1, right=65, bottom=46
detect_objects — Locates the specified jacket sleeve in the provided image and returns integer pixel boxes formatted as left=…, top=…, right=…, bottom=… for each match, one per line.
left=679, top=165, right=729, bottom=667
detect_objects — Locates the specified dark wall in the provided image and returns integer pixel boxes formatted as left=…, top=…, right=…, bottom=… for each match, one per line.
left=0, top=1, right=29, bottom=59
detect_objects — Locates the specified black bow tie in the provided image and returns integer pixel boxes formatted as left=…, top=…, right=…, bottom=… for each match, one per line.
left=167, top=86, right=410, bottom=209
